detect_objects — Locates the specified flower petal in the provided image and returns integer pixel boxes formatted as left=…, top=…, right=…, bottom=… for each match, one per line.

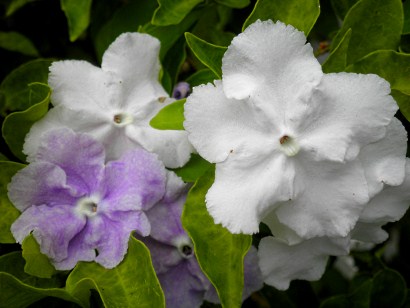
left=222, top=20, right=322, bottom=100
left=258, top=236, right=349, bottom=290
left=299, top=73, right=398, bottom=162
left=101, top=148, right=166, bottom=212
left=101, top=33, right=167, bottom=109
left=184, top=81, right=275, bottom=164
left=48, top=60, right=122, bottom=110
left=206, top=154, right=296, bottom=234
left=8, top=162, right=81, bottom=211
left=11, top=204, right=86, bottom=262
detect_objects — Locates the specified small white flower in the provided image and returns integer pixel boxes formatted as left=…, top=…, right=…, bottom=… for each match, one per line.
left=24, top=33, right=193, bottom=168
left=184, top=20, right=402, bottom=240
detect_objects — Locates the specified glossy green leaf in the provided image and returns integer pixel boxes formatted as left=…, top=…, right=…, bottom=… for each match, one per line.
left=330, top=0, right=359, bottom=20
left=391, top=90, right=410, bottom=122
left=60, top=0, right=92, bottom=42
left=404, top=0, right=410, bottom=34
left=93, top=1, right=158, bottom=62
left=370, top=269, right=407, bottom=308
left=215, top=0, right=250, bottom=8
left=172, top=154, right=212, bottom=182
left=162, top=35, right=186, bottom=90
left=0, top=161, right=25, bottom=243
left=243, top=0, right=320, bottom=35
left=185, top=32, right=227, bottom=78
left=66, top=237, right=165, bottom=308
left=152, top=0, right=203, bottom=26
left=322, top=29, right=352, bottom=73
left=185, top=69, right=218, bottom=87
left=0, top=59, right=52, bottom=116
left=140, top=10, right=200, bottom=60
left=150, top=98, right=185, bottom=130
left=347, top=50, right=410, bottom=94
left=331, top=0, right=403, bottom=65
left=0, top=31, right=39, bottom=57
left=0, top=252, right=82, bottom=308
left=182, top=167, right=252, bottom=308
left=2, top=83, right=51, bottom=161
left=22, top=234, right=57, bottom=279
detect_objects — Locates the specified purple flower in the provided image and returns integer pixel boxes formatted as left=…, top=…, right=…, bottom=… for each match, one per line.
left=136, top=172, right=263, bottom=308
left=8, top=128, right=167, bottom=270
left=172, top=82, right=191, bottom=100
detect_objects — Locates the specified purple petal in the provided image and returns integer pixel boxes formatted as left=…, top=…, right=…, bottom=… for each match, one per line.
left=172, top=82, right=191, bottom=100
left=8, top=162, right=82, bottom=212
left=101, top=149, right=166, bottom=213
left=33, top=128, right=105, bottom=193
left=11, top=204, right=86, bottom=262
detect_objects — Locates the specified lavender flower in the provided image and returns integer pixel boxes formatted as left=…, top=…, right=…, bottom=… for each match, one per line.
left=136, top=172, right=263, bottom=308
left=8, top=128, right=167, bottom=270
left=172, top=82, right=191, bottom=100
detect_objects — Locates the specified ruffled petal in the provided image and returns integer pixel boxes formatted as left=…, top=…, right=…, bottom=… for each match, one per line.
left=101, top=33, right=167, bottom=109
left=8, top=162, right=81, bottom=211
left=206, top=154, right=296, bottom=234
left=11, top=204, right=86, bottom=262
left=222, top=20, right=322, bottom=101
left=258, top=236, right=349, bottom=290
left=48, top=60, right=122, bottom=110
left=299, top=73, right=398, bottom=162
left=276, top=156, right=369, bottom=239
left=101, top=148, right=166, bottom=212
left=184, top=81, right=275, bottom=164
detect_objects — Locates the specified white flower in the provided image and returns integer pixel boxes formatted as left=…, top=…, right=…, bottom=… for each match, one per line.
left=184, top=20, right=402, bottom=239
left=24, top=33, right=193, bottom=168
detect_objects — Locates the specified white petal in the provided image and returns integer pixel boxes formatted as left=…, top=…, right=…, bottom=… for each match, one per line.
left=49, top=60, right=122, bottom=110
left=299, top=73, right=398, bottom=162
left=262, top=210, right=303, bottom=245
left=351, top=222, right=388, bottom=244
left=222, top=20, right=322, bottom=100
left=258, top=236, right=349, bottom=290
left=206, top=154, right=296, bottom=234
left=184, top=81, right=275, bottom=164
left=359, top=118, right=407, bottom=198
left=101, top=33, right=167, bottom=109
left=276, top=156, right=369, bottom=239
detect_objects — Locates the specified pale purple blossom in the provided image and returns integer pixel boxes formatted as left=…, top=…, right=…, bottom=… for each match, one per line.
left=172, top=82, right=191, bottom=100
left=9, top=128, right=167, bottom=270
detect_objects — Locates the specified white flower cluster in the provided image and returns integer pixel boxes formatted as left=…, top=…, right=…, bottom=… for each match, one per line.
left=184, top=20, right=410, bottom=289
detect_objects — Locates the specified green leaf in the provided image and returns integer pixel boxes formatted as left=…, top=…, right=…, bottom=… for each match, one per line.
left=172, top=154, right=212, bottom=182
left=370, top=269, right=407, bottom=308
left=185, top=32, right=227, bottom=78
left=150, top=98, right=185, bottom=130
left=0, top=59, right=52, bottom=116
left=0, top=153, right=9, bottom=161
left=391, top=90, right=410, bottom=122
left=215, top=0, right=250, bottom=8
left=0, top=31, right=39, bottom=57
left=152, top=0, right=203, bottom=26
left=60, top=0, right=92, bottom=42
left=243, top=0, right=320, bottom=35
left=330, top=0, right=359, bottom=20
left=0, top=252, right=82, bottom=308
left=5, top=0, right=35, bottom=16
left=185, top=69, right=218, bottom=87
left=22, top=235, right=57, bottom=279
left=331, top=0, right=403, bottom=65
left=404, top=0, right=410, bottom=34
left=66, top=237, right=165, bottom=308
left=182, top=168, right=252, bottom=308
left=162, top=35, right=187, bottom=90
left=0, top=161, right=25, bottom=243
left=346, top=50, right=410, bottom=94
left=2, top=83, right=51, bottom=161
left=322, top=29, right=352, bottom=73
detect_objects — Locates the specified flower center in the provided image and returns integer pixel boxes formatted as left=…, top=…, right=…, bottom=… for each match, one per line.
left=279, top=134, right=300, bottom=157
left=113, top=112, right=133, bottom=127
left=174, top=235, right=194, bottom=259
left=75, top=197, right=100, bottom=218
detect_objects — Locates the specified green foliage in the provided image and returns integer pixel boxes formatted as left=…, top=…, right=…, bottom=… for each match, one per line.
left=172, top=154, right=212, bottom=182
left=243, top=0, right=320, bottom=35
left=185, top=33, right=227, bottom=78
left=66, top=237, right=165, bottom=308
left=182, top=168, right=252, bottom=308
left=0, top=31, right=39, bottom=57
left=0, top=59, right=52, bottom=116
left=330, top=0, right=359, bottom=20
left=2, top=83, right=51, bottom=161
left=0, top=161, right=25, bottom=243
left=215, top=0, right=250, bottom=9
left=185, top=69, right=218, bottom=87
left=331, top=0, right=403, bottom=64
left=22, top=235, right=57, bottom=279
left=150, top=99, right=185, bottom=130
left=60, top=0, right=92, bottom=42
left=404, top=0, right=410, bottom=35
left=322, top=29, right=352, bottom=73
left=5, top=0, right=35, bottom=16
left=152, top=0, right=203, bottom=26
